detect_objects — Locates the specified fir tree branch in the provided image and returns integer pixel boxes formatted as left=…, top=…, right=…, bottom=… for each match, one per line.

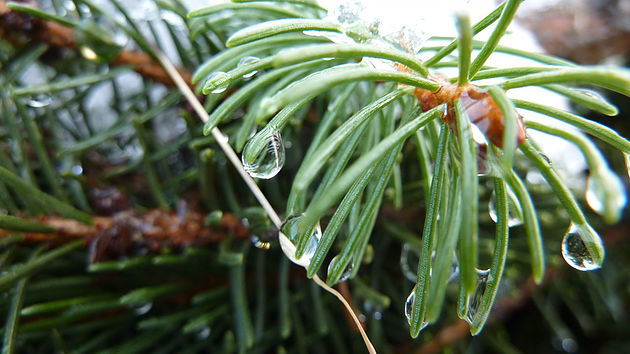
left=0, top=210, right=249, bottom=249
left=0, top=2, right=192, bottom=87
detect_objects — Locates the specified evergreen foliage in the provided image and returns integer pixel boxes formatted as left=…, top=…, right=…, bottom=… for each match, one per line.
left=1, top=0, right=630, bottom=352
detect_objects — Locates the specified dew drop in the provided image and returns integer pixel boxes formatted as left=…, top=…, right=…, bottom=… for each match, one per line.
left=380, top=24, right=429, bottom=54
left=197, top=326, right=211, bottom=340
left=404, top=284, right=428, bottom=329
left=575, top=88, right=607, bottom=103
left=561, top=337, right=578, bottom=353
left=250, top=235, right=271, bottom=250
left=278, top=214, right=321, bottom=268
left=134, top=302, right=153, bottom=315
left=400, top=243, right=420, bottom=282
left=404, top=284, right=416, bottom=324
left=79, top=46, right=100, bottom=61
left=207, top=72, right=230, bottom=94
left=328, top=255, right=354, bottom=283
left=75, top=19, right=127, bottom=63
left=585, top=169, right=626, bottom=223
left=624, top=153, right=630, bottom=179
left=464, top=269, right=490, bottom=324
left=242, top=132, right=285, bottom=179
left=448, top=254, right=460, bottom=283
left=540, top=153, right=552, bottom=165
left=70, top=165, right=83, bottom=175
left=488, top=189, right=523, bottom=227
left=237, top=56, right=260, bottom=78
left=561, top=224, right=602, bottom=271
left=27, top=94, right=52, bottom=108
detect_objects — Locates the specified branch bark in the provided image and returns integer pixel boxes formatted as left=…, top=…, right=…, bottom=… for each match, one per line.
left=1, top=208, right=249, bottom=263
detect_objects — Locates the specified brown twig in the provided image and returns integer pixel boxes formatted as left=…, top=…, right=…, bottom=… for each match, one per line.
left=1, top=208, right=249, bottom=263
left=0, top=1, right=192, bottom=87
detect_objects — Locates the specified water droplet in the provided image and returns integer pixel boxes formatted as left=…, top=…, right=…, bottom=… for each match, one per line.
left=476, top=144, right=494, bottom=177
left=328, top=255, right=354, bottom=283
left=380, top=24, right=428, bottom=54
left=404, top=284, right=428, bottom=329
left=575, top=88, right=607, bottom=103
left=585, top=168, right=626, bottom=223
left=540, top=153, right=552, bottom=165
left=197, top=326, right=211, bottom=340
left=134, top=302, right=153, bottom=315
left=404, top=284, right=416, bottom=324
left=488, top=189, right=523, bottom=227
left=75, top=19, right=127, bottom=63
left=237, top=56, right=260, bottom=78
left=250, top=235, right=271, bottom=250
left=561, top=224, right=602, bottom=271
left=71, top=165, right=83, bottom=175
left=207, top=72, right=230, bottom=94
left=242, top=132, right=285, bottom=179
left=27, top=94, right=52, bottom=108
left=464, top=269, right=490, bottom=324
left=79, top=46, right=99, bottom=61
left=278, top=214, right=321, bottom=268
left=561, top=337, right=578, bottom=353
left=448, top=254, right=460, bottom=283
left=400, top=243, right=420, bottom=282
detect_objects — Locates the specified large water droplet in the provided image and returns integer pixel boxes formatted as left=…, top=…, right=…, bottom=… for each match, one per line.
left=27, top=94, right=52, bottom=108
left=328, top=255, right=354, bottom=283
left=278, top=214, right=321, bottom=268
left=464, top=269, right=490, bottom=324
left=207, top=72, right=230, bottom=94
left=404, top=284, right=416, bottom=324
left=242, top=132, right=285, bottom=179
left=585, top=168, right=626, bottom=223
left=561, top=224, right=602, bottom=271
left=488, top=189, right=523, bottom=227
left=404, top=284, right=428, bottom=329
left=400, top=243, right=420, bottom=282
left=237, top=56, right=260, bottom=78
